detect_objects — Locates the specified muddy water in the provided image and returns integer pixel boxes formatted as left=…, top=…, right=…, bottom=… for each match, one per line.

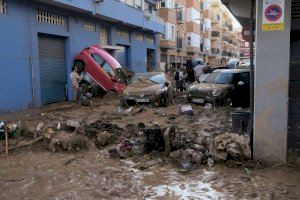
left=0, top=151, right=224, bottom=200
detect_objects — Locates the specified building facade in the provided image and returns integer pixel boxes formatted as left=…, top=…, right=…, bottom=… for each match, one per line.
left=0, top=0, right=164, bottom=113
left=157, top=0, right=244, bottom=69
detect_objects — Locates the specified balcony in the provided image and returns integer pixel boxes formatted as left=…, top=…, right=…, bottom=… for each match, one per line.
left=159, top=7, right=176, bottom=24
left=177, top=10, right=185, bottom=24
left=160, top=40, right=176, bottom=49
left=48, top=0, right=164, bottom=33
left=177, top=38, right=184, bottom=50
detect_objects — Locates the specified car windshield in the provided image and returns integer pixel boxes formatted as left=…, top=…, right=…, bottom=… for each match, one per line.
left=203, top=72, right=234, bottom=84
left=130, top=73, right=165, bottom=85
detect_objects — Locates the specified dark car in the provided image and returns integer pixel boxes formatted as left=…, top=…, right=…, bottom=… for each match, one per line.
left=187, top=69, right=250, bottom=107
left=121, top=72, right=174, bottom=107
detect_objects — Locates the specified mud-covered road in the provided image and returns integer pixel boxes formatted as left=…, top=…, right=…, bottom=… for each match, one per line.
left=0, top=95, right=299, bottom=199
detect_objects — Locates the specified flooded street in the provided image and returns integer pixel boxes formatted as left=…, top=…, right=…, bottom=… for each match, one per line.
left=0, top=95, right=299, bottom=199
left=1, top=150, right=299, bottom=200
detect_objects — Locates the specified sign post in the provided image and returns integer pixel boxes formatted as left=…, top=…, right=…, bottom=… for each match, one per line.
left=262, top=0, right=285, bottom=31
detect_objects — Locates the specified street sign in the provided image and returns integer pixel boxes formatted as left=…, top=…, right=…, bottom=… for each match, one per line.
left=262, top=0, right=285, bottom=31
left=242, top=26, right=255, bottom=42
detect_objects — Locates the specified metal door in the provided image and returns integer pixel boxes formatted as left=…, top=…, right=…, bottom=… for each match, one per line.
left=38, top=35, right=67, bottom=105
left=289, top=30, right=300, bottom=151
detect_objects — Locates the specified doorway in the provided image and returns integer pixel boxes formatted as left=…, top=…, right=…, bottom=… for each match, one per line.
left=147, top=49, right=155, bottom=72
left=38, top=34, right=67, bottom=105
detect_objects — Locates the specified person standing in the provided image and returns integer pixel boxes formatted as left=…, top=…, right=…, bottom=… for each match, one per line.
left=70, top=66, right=83, bottom=103
left=194, top=60, right=205, bottom=83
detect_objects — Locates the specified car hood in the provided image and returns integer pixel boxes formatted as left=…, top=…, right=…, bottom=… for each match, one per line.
left=124, top=83, right=163, bottom=96
left=189, top=83, right=232, bottom=92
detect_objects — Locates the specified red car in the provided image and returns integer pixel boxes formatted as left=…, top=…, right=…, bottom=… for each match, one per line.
left=74, top=45, right=128, bottom=94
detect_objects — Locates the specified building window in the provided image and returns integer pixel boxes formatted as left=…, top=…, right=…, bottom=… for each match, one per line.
left=117, top=29, right=130, bottom=40
left=0, top=0, right=7, bottom=14
left=36, top=10, right=67, bottom=26
left=160, top=1, right=166, bottom=8
left=187, top=37, right=191, bottom=46
left=136, top=33, right=144, bottom=41
left=161, top=54, right=167, bottom=62
left=84, top=22, right=96, bottom=32
left=169, top=55, right=176, bottom=63
left=100, top=26, right=108, bottom=46
left=147, top=36, right=155, bottom=44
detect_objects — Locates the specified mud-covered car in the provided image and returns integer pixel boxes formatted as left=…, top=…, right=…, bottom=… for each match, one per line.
left=121, top=72, right=173, bottom=107
left=187, top=69, right=250, bottom=107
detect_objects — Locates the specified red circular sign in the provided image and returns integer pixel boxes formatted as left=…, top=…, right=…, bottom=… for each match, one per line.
left=265, top=4, right=282, bottom=22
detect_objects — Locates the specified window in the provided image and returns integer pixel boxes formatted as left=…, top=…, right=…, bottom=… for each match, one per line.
left=161, top=54, right=167, bottom=62
left=91, top=53, right=115, bottom=77
left=171, top=26, right=175, bottom=40
left=102, top=63, right=115, bottom=77
left=37, top=11, right=67, bottom=26
left=84, top=22, right=96, bottom=32
left=100, top=26, right=108, bottom=46
left=147, top=36, right=154, bottom=44
left=0, top=0, right=7, bottom=14
left=135, top=0, right=142, bottom=9
left=117, top=29, right=130, bottom=40
left=187, top=37, right=191, bottom=46
left=160, top=1, right=166, bottom=8
left=136, top=33, right=144, bottom=41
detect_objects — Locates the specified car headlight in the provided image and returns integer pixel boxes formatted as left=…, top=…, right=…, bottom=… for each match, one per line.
left=155, top=87, right=168, bottom=95
left=212, top=88, right=222, bottom=97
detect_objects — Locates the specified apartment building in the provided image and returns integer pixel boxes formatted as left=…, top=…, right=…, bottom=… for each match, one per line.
left=0, top=0, right=164, bottom=113
left=157, top=0, right=244, bottom=69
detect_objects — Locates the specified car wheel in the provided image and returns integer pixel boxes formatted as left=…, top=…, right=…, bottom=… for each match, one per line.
left=159, top=94, right=168, bottom=107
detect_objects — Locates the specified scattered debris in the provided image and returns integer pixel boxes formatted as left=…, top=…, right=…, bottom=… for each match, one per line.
left=179, top=105, right=194, bottom=115
left=204, top=103, right=213, bottom=110
left=49, top=131, right=88, bottom=152
left=207, top=157, right=215, bottom=167
left=67, top=120, right=80, bottom=128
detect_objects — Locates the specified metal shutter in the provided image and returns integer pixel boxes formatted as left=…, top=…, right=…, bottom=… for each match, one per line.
left=289, top=31, right=300, bottom=151
left=38, top=35, right=67, bottom=105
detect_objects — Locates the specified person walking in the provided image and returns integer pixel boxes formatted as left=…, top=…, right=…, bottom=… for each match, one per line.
left=194, top=60, right=205, bottom=83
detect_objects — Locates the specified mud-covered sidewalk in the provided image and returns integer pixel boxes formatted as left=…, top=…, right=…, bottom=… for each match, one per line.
left=0, top=95, right=299, bottom=199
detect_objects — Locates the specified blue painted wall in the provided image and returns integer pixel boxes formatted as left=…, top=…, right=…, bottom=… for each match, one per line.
left=0, top=0, right=160, bottom=113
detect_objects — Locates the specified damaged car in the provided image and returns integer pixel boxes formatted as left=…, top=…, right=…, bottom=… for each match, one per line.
left=121, top=72, right=173, bottom=107
left=187, top=69, right=250, bottom=107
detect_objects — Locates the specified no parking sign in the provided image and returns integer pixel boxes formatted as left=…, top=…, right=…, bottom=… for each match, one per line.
left=262, top=0, right=285, bottom=31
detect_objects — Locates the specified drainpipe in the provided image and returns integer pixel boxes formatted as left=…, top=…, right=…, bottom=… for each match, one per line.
left=248, top=0, right=255, bottom=156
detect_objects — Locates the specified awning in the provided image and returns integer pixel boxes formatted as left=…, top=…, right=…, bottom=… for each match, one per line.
left=221, top=0, right=253, bottom=26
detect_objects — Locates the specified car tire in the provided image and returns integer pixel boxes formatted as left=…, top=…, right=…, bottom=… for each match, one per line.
left=159, top=94, right=168, bottom=107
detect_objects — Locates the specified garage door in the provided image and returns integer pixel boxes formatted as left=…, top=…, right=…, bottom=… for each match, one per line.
left=38, top=35, right=67, bottom=105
